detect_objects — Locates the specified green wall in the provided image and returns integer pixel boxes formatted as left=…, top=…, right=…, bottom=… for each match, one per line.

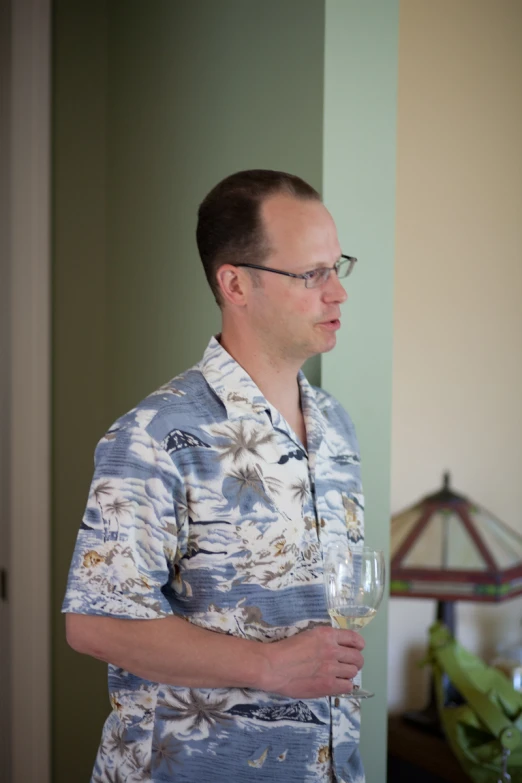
left=105, top=0, right=323, bottom=418
left=53, top=2, right=324, bottom=780
left=52, top=3, right=110, bottom=779
left=322, top=2, right=398, bottom=779
left=52, top=2, right=397, bottom=780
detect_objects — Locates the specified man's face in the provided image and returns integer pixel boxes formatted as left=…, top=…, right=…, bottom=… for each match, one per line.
left=246, top=193, right=348, bottom=363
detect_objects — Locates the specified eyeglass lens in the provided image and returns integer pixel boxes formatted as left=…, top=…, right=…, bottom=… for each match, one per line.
left=305, top=258, right=354, bottom=289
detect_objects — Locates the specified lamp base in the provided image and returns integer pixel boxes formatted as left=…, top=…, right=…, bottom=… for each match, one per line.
left=401, top=600, right=461, bottom=736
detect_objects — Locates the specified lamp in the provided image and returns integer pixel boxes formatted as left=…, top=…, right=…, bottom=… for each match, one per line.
left=390, top=472, right=522, bottom=731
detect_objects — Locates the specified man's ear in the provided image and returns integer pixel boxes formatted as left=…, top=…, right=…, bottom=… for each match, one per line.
left=216, top=264, right=250, bottom=307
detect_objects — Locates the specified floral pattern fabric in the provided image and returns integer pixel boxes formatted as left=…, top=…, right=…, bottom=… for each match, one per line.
left=63, top=336, right=365, bottom=782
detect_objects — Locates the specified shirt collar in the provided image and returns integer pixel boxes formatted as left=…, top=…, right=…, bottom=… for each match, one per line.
left=199, top=336, right=327, bottom=453
left=199, top=336, right=269, bottom=420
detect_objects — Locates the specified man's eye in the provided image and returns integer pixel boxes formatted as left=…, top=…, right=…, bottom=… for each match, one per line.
left=305, top=269, right=321, bottom=279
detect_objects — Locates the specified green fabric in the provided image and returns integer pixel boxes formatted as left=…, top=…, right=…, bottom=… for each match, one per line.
left=428, top=622, right=522, bottom=782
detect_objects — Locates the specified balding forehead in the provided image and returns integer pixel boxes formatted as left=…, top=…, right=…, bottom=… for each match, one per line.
left=260, top=194, right=340, bottom=263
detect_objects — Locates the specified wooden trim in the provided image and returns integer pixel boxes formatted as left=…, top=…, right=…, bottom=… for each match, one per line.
left=390, top=589, right=522, bottom=603
left=459, top=507, right=497, bottom=571
left=391, top=506, right=433, bottom=568
left=500, top=563, right=522, bottom=581
left=391, top=567, right=496, bottom=583
left=10, top=0, right=51, bottom=781
left=391, top=565, right=522, bottom=584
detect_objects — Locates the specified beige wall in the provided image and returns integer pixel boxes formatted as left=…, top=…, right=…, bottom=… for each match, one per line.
left=389, top=0, right=522, bottom=712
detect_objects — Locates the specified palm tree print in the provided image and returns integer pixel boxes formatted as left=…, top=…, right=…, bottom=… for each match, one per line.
left=290, top=478, right=310, bottom=506
left=151, top=735, right=182, bottom=776
left=161, top=689, right=232, bottom=733
left=177, top=487, right=198, bottom=524
left=222, top=465, right=272, bottom=513
left=104, top=496, right=132, bottom=518
left=93, top=480, right=114, bottom=503
left=101, top=726, right=130, bottom=758
left=94, top=481, right=132, bottom=542
left=100, top=495, right=132, bottom=541
left=63, top=335, right=366, bottom=781
left=123, top=744, right=150, bottom=779
left=258, top=468, right=284, bottom=496
left=213, top=420, right=275, bottom=463
left=92, top=766, right=127, bottom=783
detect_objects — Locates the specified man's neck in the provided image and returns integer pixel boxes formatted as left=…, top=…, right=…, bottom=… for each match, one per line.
left=219, top=328, right=302, bottom=422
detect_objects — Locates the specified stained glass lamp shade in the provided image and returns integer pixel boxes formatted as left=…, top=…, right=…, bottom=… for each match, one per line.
left=391, top=473, right=522, bottom=605
left=391, top=473, right=522, bottom=732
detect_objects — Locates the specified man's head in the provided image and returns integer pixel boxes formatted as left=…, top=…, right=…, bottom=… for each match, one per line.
left=197, top=169, right=349, bottom=364
left=197, top=170, right=321, bottom=306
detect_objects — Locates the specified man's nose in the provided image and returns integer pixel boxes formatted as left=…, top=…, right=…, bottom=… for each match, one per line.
left=322, top=271, right=348, bottom=304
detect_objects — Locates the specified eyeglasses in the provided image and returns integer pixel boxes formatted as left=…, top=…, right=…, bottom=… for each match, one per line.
left=234, top=255, right=357, bottom=289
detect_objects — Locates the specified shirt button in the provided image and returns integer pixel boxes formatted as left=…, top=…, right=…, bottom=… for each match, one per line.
left=320, top=519, right=326, bottom=528
left=334, top=697, right=340, bottom=708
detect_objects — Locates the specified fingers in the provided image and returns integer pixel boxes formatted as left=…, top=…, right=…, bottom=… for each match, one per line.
left=322, top=631, right=364, bottom=670
left=325, top=646, right=363, bottom=681
left=335, top=629, right=365, bottom=651
left=263, top=626, right=367, bottom=699
left=333, top=678, right=357, bottom=694
left=334, top=663, right=359, bottom=681
left=337, top=647, right=364, bottom=671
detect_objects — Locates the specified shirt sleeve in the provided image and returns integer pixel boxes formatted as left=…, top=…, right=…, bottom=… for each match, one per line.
left=62, top=420, right=184, bottom=619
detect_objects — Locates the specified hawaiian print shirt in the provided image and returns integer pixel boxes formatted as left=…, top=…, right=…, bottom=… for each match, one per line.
left=63, top=336, right=365, bottom=783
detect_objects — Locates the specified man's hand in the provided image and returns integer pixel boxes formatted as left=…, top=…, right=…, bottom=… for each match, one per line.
left=261, top=625, right=365, bottom=699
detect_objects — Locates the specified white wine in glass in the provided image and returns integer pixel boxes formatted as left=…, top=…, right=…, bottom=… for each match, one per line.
left=324, top=544, right=386, bottom=699
left=328, top=605, right=377, bottom=631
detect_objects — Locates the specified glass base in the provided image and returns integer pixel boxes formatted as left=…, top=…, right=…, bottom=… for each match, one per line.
left=342, top=687, right=374, bottom=700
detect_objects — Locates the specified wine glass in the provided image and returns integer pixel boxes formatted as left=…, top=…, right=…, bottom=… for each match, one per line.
left=324, top=543, right=386, bottom=699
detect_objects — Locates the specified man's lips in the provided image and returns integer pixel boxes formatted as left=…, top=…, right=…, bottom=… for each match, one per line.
left=317, top=318, right=341, bottom=331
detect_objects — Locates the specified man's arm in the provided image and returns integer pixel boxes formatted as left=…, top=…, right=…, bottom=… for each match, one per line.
left=66, top=612, right=364, bottom=699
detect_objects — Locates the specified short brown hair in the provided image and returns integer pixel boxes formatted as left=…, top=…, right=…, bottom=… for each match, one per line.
left=196, top=169, right=320, bottom=306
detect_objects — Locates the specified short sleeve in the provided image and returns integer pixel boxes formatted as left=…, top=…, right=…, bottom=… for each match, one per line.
left=62, top=421, right=183, bottom=619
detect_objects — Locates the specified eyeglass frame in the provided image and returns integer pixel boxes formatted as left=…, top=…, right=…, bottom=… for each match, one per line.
left=233, top=254, right=357, bottom=289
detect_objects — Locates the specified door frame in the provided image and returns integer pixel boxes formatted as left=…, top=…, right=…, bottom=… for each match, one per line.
left=9, top=0, right=51, bottom=781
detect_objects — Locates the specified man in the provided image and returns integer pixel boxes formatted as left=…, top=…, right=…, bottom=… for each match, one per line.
left=64, top=169, right=366, bottom=782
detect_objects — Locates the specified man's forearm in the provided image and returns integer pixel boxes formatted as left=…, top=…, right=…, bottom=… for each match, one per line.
left=66, top=612, right=268, bottom=689
left=66, top=611, right=364, bottom=698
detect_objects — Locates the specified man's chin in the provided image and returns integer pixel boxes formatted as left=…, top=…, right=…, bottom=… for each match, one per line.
left=318, top=333, right=338, bottom=354
left=299, top=335, right=338, bottom=363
